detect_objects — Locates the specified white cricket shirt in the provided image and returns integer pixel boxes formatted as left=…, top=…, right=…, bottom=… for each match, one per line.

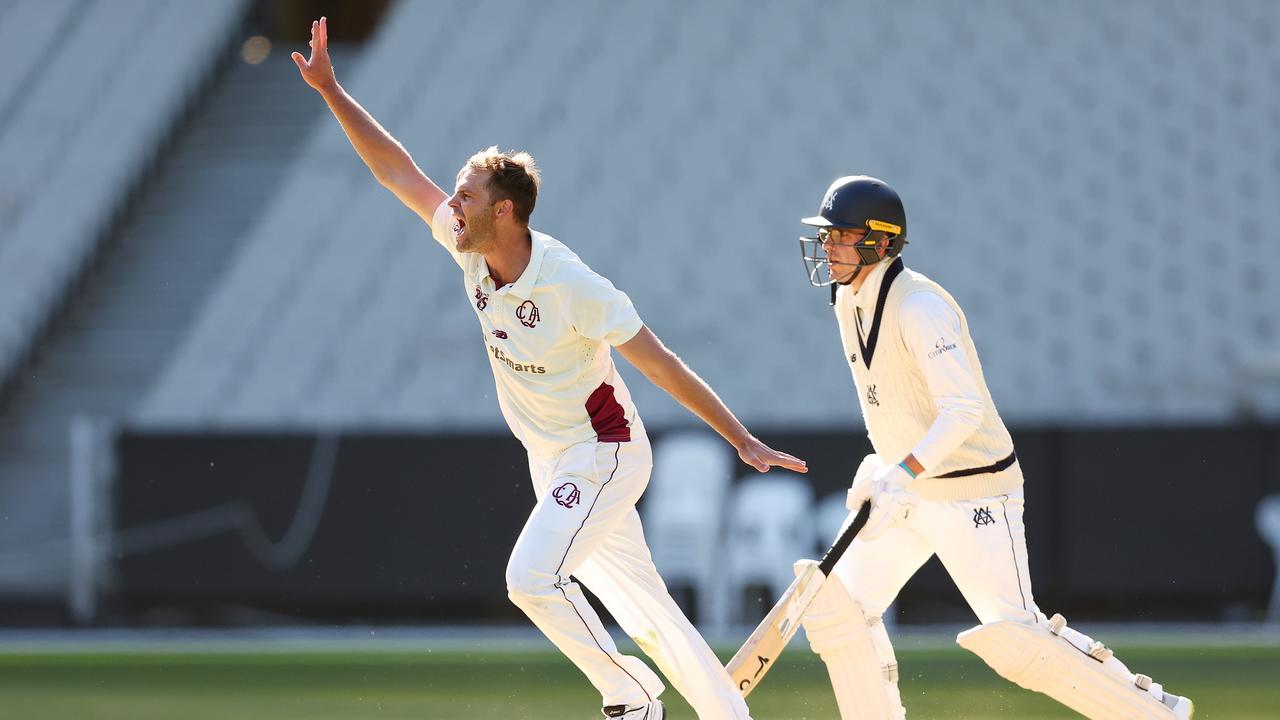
left=834, top=258, right=1021, bottom=501
left=430, top=201, right=645, bottom=455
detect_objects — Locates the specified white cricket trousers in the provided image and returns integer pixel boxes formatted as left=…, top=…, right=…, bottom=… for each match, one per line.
left=833, top=490, right=1041, bottom=625
left=506, top=433, right=751, bottom=719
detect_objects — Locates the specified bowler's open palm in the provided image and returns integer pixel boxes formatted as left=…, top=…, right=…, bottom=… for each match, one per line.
left=292, top=17, right=336, bottom=92
left=737, top=436, right=808, bottom=474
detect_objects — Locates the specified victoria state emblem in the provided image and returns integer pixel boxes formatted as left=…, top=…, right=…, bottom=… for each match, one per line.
left=552, top=482, right=581, bottom=508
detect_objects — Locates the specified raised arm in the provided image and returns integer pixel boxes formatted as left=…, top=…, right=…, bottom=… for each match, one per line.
left=616, top=326, right=807, bottom=474
left=292, top=17, right=446, bottom=222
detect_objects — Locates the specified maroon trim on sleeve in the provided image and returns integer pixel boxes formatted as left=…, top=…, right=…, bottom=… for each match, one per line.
left=585, top=382, right=631, bottom=442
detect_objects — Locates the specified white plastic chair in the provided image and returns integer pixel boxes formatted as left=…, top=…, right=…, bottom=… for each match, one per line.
left=641, top=431, right=734, bottom=631
left=723, top=473, right=816, bottom=625
left=1255, top=495, right=1280, bottom=623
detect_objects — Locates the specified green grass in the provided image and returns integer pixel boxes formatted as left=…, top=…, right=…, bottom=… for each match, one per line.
left=0, top=644, right=1276, bottom=719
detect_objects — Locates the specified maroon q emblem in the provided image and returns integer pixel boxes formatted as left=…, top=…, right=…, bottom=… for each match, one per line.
left=474, top=286, right=488, bottom=310
left=516, top=299, right=540, bottom=328
left=552, top=482, right=581, bottom=508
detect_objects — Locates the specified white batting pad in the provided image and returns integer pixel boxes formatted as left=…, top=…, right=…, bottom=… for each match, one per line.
left=800, top=566, right=902, bottom=719
left=957, top=616, right=1182, bottom=719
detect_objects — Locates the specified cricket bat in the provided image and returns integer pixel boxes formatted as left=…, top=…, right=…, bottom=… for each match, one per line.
left=726, top=499, right=871, bottom=696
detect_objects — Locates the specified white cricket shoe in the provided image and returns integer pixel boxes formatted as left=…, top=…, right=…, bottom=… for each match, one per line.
left=602, top=700, right=665, bottom=719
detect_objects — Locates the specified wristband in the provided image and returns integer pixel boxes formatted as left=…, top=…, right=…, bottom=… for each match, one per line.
left=898, top=460, right=919, bottom=479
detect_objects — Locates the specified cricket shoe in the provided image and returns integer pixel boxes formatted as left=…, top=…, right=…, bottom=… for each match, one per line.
left=602, top=700, right=664, bottom=719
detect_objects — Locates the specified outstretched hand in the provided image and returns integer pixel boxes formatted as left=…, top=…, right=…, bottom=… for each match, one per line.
left=291, top=17, right=336, bottom=92
left=737, top=436, right=808, bottom=474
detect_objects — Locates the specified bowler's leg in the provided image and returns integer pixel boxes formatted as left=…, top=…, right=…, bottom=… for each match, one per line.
left=577, top=505, right=751, bottom=720
left=506, top=441, right=663, bottom=709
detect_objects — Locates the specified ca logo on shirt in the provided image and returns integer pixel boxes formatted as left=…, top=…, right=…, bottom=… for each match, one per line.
left=516, top=300, right=541, bottom=328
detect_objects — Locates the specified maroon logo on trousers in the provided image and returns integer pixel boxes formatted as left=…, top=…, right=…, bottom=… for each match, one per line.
left=516, top=299, right=541, bottom=328
left=474, top=285, right=489, bottom=310
left=552, top=482, right=581, bottom=508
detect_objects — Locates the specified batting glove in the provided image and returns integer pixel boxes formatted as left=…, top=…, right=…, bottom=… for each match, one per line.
left=845, top=454, right=884, bottom=509
left=847, top=460, right=919, bottom=541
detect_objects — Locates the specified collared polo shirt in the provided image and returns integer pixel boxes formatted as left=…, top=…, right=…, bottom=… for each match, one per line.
left=430, top=201, right=645, bottom=455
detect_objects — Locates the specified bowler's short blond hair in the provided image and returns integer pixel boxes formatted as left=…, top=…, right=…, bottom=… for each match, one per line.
left=460, top=146, right=541, bottom=226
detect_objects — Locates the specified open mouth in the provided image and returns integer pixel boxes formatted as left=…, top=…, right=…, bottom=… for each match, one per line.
left=452, top=215, right=466, bottom=237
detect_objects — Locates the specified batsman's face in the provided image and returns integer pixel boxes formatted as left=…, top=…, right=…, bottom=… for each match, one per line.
left=449, top=168, right=498, bottom=253
left=822, top=227, right=869, bottom=284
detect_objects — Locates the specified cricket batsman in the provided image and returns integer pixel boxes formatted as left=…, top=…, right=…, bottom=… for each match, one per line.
left=293, top=17, right=806, bottom=720
left=789, top=175, right=1194, bottom=719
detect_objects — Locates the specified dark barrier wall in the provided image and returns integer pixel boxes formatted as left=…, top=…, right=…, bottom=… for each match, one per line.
left=112, top=426, right=1280, bottom=623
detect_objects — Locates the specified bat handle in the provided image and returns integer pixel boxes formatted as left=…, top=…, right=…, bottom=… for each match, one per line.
left=818, top=500, right=870, bottom=576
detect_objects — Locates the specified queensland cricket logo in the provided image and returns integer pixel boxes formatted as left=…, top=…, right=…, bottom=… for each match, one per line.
left=552, top=482, right=581, bottom=508
left=516, top=299, right=541, bottom=328
left=474, top=285, right=488, bottom=310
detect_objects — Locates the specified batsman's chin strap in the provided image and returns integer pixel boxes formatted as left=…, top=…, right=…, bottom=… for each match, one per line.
left=829, top=267, right=864, bottom=305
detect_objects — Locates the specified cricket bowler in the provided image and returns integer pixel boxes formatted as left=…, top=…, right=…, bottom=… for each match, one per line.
left=293, top=17, right=807, bottom=720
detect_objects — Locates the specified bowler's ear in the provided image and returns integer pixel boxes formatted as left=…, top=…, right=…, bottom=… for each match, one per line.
left=494, top=198, right=514, bottom=219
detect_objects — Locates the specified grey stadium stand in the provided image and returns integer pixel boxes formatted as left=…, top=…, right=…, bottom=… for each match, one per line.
left=141, top=0, right=1280, bottom=429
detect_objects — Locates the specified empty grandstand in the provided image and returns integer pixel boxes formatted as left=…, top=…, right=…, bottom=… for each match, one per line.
left=0, top=0, right=1277, bottom=626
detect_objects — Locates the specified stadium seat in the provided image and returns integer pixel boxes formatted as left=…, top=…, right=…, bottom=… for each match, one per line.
left=1255, top=494, right=1280, bottom=623
left=642, top=431, right=734, bottom=631
left=723, top=473, right=815, bottom=624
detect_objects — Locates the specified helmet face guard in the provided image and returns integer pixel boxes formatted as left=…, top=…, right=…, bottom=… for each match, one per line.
left=797, top=175, right=908, bottom=289
left=799, top=220, right=905, bottom=287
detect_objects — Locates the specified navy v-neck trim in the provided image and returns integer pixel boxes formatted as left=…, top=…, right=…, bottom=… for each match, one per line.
left=855, top=258, right=905, bottom=370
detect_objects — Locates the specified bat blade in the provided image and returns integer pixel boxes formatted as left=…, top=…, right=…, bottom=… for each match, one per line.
left=725, top=562, right=828, bottom=697
left=726, top=501, right=870, bottom=697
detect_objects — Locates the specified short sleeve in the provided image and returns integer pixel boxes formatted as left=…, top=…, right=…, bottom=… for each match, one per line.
left=428, top=200, right=466, bottom=269
left=568, top=270, right=644, bottom=346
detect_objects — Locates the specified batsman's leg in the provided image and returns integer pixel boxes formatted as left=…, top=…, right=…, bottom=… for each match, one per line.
left=506, top=440, right=664, bottom=710
left=931, top=493, right=1193, bottom=719
left=805, top=516, right=933, bottom=719
left=958, top=615, right=1193, bottom=719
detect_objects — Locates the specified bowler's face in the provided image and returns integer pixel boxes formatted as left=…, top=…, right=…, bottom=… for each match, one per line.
left=448, top=168, right=495, bottom=253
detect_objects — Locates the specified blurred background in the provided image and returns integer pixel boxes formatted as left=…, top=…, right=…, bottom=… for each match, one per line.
left=1, top=0, right=1279, bottom=717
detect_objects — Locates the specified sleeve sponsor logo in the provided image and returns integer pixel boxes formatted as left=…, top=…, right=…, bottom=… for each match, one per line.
left=928, top=336, right=957, bottom=359
left=488, top=344, right=546, bottom=374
